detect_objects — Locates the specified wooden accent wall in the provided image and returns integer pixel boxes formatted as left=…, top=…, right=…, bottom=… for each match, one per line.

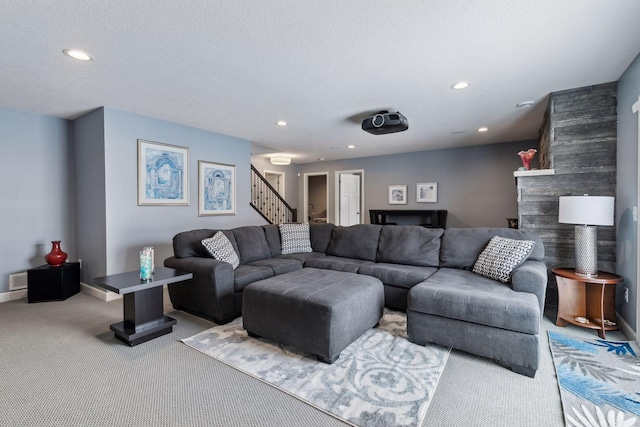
left=517, top=82, right=617, bottom=275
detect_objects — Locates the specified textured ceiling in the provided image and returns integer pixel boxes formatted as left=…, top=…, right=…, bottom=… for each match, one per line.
left=1, top=1, right=640, bottom=163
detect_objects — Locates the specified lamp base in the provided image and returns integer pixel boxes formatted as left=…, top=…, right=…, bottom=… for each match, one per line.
left=574, top=225, right=598, bottom=276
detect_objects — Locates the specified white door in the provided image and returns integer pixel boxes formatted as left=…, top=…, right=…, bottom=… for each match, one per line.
left=264, top=171, right=285, bottom=196
left=339, top=173, right=361, bottom=226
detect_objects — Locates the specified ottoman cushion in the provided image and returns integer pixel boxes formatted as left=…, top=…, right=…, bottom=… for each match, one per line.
left=242, top=268, right=384, bottom=362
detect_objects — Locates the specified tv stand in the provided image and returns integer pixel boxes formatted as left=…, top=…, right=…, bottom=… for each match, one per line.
left=369, top=209, right=447, bottom=228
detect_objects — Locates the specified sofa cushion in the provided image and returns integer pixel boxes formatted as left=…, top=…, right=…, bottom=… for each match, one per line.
left=232, top=226, right=272, bottom=264
left=310, top=222, right=335, bottom=252
left=201, top=232, right=240, bottom=269
left=247, top=257, right=303, bottom=275
left=327, top=224, right=382, bottom=261
left=262, top=224, right=282, bottom=256
left=408, top=268, right=540, bottom=334
left=173, top=229, right=238, bottom=258
left=304, top=255, right=374, bottom=273
left=440, top=228, right=544, bottom=270
left=233, top=265, right=273, bottom=292
left=376, top=225, right=443, bottom=267
left=358, top=263, right=438, bottom=289
left=279, top=223, right=313, bottom=254
left=277, top=252, right=327, bottom=264
left=472, top=236, right=535, bottom=283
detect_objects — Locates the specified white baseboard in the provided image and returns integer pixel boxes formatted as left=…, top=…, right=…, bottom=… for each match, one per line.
left=81, top=282, right=122, bottom=301
left=0, top=283, right=121, bottom=303
left=616, top=311, right=638, bottom=344
left=0, top=289, right=27, bottom=303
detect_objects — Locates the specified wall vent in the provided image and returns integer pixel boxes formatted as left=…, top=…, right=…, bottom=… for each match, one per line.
left=9, top=272, right=28, bottom=290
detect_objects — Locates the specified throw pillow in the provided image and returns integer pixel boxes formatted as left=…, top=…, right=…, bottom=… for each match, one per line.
left=201, top=232, right=240, bottom=269
left=279, top=223, right=312, bottom=255
left=472, top=236, right=535, bottom=283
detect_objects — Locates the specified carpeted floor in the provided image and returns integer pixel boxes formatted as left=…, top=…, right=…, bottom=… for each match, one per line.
left=0, top=287, right=630, bottom=426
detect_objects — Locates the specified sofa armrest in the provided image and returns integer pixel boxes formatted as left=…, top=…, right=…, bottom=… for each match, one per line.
left=511, top=260, right=547, bottom=316
left=165, top=255, right=230, bottom=277
left=164, top=256, right=236, bottom=323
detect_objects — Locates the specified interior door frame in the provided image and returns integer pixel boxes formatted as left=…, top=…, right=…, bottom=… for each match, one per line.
left=303, top=172, right=329, bottom=224
left=633, top=94, right=640, bottom=339
left=263, top=169, right=285, bottom=196
left=335, top=169, right=365, bottom=226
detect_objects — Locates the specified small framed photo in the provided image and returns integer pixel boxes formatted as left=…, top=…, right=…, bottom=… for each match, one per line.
left=388, top=185, right=407, bottom=205
left=417, top=182, right=438, bottom=203
left=138, top=140, right=189, bottom=205
left=199, top=161, right=236, bottom=216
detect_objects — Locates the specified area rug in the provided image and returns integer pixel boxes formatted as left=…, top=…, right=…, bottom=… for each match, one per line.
left=548, top=331, right=640, bottom=427
left=182, top=310, right=450, bottom=427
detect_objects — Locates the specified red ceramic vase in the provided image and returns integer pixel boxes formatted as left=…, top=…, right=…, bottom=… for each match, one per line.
left=45, top=241, right=68, bottom=267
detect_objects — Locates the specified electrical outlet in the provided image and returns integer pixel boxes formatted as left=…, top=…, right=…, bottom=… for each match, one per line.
left=78, top=258, right=82, bottom=269
left=625, top=287, right=629, bottom=303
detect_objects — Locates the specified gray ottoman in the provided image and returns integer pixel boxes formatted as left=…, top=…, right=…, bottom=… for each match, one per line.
left=242, top=268, right=384, bottom=363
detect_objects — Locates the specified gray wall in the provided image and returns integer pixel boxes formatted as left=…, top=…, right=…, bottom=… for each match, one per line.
left=74, top=108, right=107, bottom=284
left=617, top=52, right=640, bottom=334
left=0, top=107, right=75, bottom=293
left=73, top=107, right=266, bottom=280
left=297, top=140, right=537, bottom=228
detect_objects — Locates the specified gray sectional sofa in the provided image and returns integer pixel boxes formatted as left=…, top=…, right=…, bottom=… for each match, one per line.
left=164, top=223, right=547, bottom=376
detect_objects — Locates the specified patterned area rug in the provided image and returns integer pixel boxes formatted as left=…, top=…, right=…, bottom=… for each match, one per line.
left=548, top=331, right=640, bottom=427
left=182, top=310, right=449, bottom=427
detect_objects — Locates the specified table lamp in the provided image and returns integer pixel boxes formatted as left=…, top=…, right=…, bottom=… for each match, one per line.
left=558, top=195, right=614, bottom=277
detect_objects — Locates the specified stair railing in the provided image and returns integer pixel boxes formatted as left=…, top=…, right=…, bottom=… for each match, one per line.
left=250, top=165, right=297, bottom=224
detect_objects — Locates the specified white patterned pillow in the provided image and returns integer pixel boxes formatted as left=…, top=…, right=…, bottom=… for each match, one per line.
left=472, top=236, right=535, bottom=283
left=279, top=223, right=312, bottom=255
left=201, top=232, right=240, bottom=270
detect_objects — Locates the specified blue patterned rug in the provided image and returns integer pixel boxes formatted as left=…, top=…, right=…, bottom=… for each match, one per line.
left=548, top=331, right=640, bottom=427
left=183, top=310, right=449, bottom=427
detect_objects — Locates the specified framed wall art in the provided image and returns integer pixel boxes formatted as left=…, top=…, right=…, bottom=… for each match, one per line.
left=388, top=185, right=407, bottom=205
left=199, top=160, right=236, bottom=216
left=138, top=140, right=189, bottom=205
left=416, top=182, right=438, bottom=203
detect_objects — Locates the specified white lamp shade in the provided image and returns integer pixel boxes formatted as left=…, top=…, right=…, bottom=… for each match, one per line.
left=270, top=156, right=291, bottom=166
left=558, top=196, right=614, bottom=226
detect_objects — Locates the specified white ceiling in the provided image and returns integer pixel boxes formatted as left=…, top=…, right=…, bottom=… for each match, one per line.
left=2, top=1, right=640, bottom=164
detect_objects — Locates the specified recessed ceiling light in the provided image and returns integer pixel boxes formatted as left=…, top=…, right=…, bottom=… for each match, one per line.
left=451, top=81, right=470, bottom=90
left=477, top=127, right=489, bottom=132
left=516, top=101, right=535, bottom=109
left=275, top=121, right=287, bottom=126
left=347, top=145, right=355, bottom=149
left=318, top=157, right=326, bottom=161
left=63, top=49, right=92, bottom=61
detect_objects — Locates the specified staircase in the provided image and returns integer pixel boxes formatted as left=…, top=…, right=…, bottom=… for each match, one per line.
left=250, top=165, right=297, bottom=224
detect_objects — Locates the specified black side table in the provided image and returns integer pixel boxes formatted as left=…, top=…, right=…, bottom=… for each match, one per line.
left=93, top=267, right=193, bottom=346
left=28, top=262, right=80, bottom=303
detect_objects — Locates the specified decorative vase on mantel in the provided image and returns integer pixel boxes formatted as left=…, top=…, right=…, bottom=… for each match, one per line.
left=517, top=148, right=537, bottom=170
left=45, top=241, right=68, bottom=267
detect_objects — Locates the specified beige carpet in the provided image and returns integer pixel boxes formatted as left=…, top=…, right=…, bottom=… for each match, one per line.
left=0, top=288, right=628, bottom=426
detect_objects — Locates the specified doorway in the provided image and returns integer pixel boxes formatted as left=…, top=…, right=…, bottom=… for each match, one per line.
left=304, top=172, right=329, bottom=223
left=335, top=170, right=364, bottom=226
left=264, top=170, right=285, bottom=196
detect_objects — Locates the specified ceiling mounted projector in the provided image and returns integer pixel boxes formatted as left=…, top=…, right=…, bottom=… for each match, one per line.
left=362, top=110, right=408, bottom=135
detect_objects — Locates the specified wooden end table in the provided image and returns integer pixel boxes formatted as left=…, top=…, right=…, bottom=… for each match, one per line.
left=93, top=267, right=192, bottom=346
left=552, top=268, right=622, bottom=339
